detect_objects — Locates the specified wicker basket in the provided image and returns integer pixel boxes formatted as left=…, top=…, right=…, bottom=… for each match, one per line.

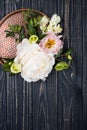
left=0, top=9, right=46, bottom=64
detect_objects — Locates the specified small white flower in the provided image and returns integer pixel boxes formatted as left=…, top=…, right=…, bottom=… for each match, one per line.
left=47, top=14, right=62, bottom=34
left=50, top=14, right=61, bottom=25
left=40, top=16, right=49, bottom=33
left=40, top=16, right=49, bottom=27
left=40, top=14, right=62, bottom=34
left=46, top=24, right=53, bottom=32
left=52, top=24, right=63, bottom=34
left=47, top=24, right=62, bottom=34
left=40, top=26, right=47, bottom=34
left=14, top=38, right=55, bottom=82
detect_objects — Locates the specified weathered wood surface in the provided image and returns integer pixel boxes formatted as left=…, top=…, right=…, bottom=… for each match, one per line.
left=0, top=0, right=87, bottom=130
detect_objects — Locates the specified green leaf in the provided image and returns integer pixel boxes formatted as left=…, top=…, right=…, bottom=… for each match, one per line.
left=18, top=26, right=21, bottom=32
left=3, top=61, right=13, bottom=72
left=8, top=24, right=20, bottom=32
left=30, top=19, right=33, bottom=26
left=63, top=49, right=73, bottom=56
left=37, top=16, right=42, bottom=22
left=19, top=27, right=26, bottom=42
left=55, top=49, right=63, bottom=58
left=27, top=23, right=36, bottom=36
left=5, top=24, right=26, bottom=42
left=23, top=9, right=39, bottom=22
left=33, top=18, right=37, bottom=26
left=55, top=61, right=69, bottom=71
left=5, top=30, right=15, bottom=37
left=66, top=54, right=72, bottom=60
left=2, top=59, right=14, bottom=72
left=3, top=63, right=10, bottom=71
left=38, top=34, right=47, bottom=40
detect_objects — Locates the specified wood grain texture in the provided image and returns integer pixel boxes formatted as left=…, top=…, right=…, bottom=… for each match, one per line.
left=82, top=0, right=87, bottom=130
left=0, top=0, right=87, bottom=130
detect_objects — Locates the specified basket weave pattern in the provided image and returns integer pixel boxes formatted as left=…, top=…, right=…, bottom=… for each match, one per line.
left=0, top=12, right=25, bottom=59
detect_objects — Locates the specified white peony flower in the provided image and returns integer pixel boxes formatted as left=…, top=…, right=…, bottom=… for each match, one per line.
left=14, top=38, right=55, bottom=82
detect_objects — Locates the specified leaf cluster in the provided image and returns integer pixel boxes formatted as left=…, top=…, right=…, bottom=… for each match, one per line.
left=5, top=24, right=26, bottom=42
left=55, top=49, right=73, bottom=71
left=5, top=10, right=43, bottom=42
left=3, top=59, right=14, bottom=72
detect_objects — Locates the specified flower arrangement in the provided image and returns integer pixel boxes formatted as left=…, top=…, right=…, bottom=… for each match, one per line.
left=2, top=9, right=73, bottom=82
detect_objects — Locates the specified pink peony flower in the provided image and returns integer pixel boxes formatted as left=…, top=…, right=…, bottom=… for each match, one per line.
left=39, top=32, right=64, bottom=55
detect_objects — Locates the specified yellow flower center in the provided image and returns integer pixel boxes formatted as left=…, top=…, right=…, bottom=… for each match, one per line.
left=45, top=39, right=55, bottom=49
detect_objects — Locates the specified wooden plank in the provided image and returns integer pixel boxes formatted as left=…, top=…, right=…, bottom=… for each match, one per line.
left=31, top=1, right=58, bottom=130
left=57, top=0, right=83, bottom=130
left=0, top=66, right=7, bottom=130
left=0, top=0, right=5, bottom=20
left=32, top=71, right=58, bottom=130
left=14, top=77, right=33, bottom=130
left=0, top=1, right=33, bottom=130
left=82, top=0, right=87, bottom=129
left=0, top=1, right=8, bottom=130
left=6, top=73, right=16, bottom=130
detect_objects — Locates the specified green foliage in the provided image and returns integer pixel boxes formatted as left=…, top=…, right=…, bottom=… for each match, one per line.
left=4, top=10, right=42, bottom=42
left=23, top=9, right=41, bottom=22
left=63, top=49, right=73, bottom=61
left=26, top=22, right=36, bottom=36
left=63, top=49, right=73, bottom=55
left=3, top=59, right=14, bottom=72
left=55, top=49, right=63, bottom=58
left=23, top=10, right=42, bottom=37
left=5, top=24, right=26, bottom=42
left=66, top=54, right=72, bottom=60
left=55, top=48, right=73, bottom=71
left=55, top=61, right=69, bottom=71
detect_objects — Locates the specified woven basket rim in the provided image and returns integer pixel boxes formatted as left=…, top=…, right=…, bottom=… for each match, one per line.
left=0, top=8, right=47, bottom=26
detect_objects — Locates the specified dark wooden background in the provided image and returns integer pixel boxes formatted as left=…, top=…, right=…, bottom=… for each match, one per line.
left=0, top=0, right=87, bottom=130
